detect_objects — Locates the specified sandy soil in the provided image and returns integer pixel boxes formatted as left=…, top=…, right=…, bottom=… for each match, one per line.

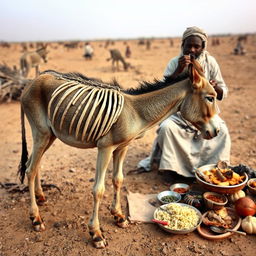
left=0, top=36, right=256, bottom=256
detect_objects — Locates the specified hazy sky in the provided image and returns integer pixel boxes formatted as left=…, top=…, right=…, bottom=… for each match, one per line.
left=1, top=0, right=255, bottom=42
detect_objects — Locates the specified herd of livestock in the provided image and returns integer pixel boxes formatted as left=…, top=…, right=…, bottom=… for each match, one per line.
left=0, top=34, right=249, bottom=103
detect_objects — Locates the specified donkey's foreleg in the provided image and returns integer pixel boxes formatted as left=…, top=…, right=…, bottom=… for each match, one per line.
left=111, top=146, right=129, bottom=228
left=89, top=146, right=114, bottom=249
left=27, top=132, right=53, bottom=231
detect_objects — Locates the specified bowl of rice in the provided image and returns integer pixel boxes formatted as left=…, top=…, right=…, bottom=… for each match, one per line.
left=153, top=203, right=202, bottom=234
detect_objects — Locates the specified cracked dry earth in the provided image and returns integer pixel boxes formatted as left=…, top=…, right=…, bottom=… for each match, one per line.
left=0, top=35, right=256, bottom=256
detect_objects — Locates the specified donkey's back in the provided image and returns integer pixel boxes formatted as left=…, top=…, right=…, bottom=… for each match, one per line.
left=20, top=47, right=48, bottom=77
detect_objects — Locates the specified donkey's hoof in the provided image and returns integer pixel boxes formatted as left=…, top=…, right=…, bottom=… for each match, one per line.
left=116, top=219, right=129, bottom=228
left=30, top=216, right=45, bottom=231
left=93, top=237, right=108, bottom=249
left=33, top=222, right=46, bottom=232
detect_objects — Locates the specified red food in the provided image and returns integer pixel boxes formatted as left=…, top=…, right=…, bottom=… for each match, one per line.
left=173, top=187, right=188, bottom=194
left=235, top=197, right=256, bottom=217
left=206, top=195, right=225, bottom=203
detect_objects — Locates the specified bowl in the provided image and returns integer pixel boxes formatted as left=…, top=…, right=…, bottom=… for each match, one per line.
left=157, top=190, right=181, bottom=204
left=153, top=203, right=202, bottom=234
left=169, top=183, right=190, bottom=196
left=247, top=178, right=256, bottom=195
left=203, top=192, right=228, bottom=210
left=195, top=164, right=248, bottom=194
left=197, top=207, right=242, bottom=240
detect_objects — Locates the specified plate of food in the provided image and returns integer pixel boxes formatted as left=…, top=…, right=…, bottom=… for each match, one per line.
left=197, top=207, right=242, bottom=240
left=153, top=203, right=202, bottom=234
left=195, top=161, right=248, bottom=194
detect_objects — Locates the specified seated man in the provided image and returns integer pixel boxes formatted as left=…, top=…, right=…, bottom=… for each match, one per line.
left=137, top=26, right=231, bottom=185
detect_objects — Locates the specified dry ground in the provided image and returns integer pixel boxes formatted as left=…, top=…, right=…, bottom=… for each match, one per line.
left=0, top=35, right=256, bottom=256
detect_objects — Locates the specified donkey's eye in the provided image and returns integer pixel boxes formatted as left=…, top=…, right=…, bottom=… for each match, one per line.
left=205, top=96, right=214, bottom=102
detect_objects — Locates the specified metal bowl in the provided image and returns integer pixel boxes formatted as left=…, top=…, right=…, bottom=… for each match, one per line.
left=169, top=183, right=190, bottom=196
left=157, top=190, right=181, bottom=204
left=195, top=164, right=248, bottom=194
left=153, top=203, right=202, bottom=234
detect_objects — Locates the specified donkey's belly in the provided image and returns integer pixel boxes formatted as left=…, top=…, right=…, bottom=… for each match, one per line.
left=52, top=128, right=97, bottom=149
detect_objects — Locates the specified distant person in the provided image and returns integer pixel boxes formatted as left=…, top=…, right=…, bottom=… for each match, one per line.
left=170, top=39, right=174, bottom=47
left=83, top=42, right=94, bottom=60
left=135, top=26, right=231, bottom=185
left=146, top=40, right=151, bottom=50
left=125, top=45, right=131, bottom=58
left=233, top=40, right=246, bottom=55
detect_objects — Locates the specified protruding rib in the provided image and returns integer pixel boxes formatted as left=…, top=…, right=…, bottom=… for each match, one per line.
left=48, top=81, right=77, bottom=118
left=59, top=86, right=89, bottom=130
left=81, top=89, right=103, bottom=141
left=95, top=90, right=113, bottom=141
left=69, top=88, right=96, bottom=135
left=75, top=88, right=98, bottom=139
left=101, top=91, right=119, bottom=137
left=51, top=84, right=82, bottom=127
left=87, top=90, right=108, bottom=142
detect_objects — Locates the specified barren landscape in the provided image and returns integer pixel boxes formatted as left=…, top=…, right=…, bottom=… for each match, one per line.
left=0, top=35, right=256, bottom=256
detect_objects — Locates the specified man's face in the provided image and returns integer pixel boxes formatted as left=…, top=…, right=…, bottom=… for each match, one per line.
left=182, top=36, right=204, bottom=58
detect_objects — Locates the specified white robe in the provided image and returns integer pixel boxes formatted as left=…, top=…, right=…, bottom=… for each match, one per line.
left=137, top=52, right=231, bottom=177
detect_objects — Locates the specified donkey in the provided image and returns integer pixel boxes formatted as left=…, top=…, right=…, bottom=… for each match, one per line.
left=106, top=49, right=130, bottom=71
left=20, top=46, right=48, bottom=77
left=18, top=59, right=219, bottom=248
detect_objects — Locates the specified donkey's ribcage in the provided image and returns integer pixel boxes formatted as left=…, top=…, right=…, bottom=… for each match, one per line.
left=48, top=81, right=124, bottom=142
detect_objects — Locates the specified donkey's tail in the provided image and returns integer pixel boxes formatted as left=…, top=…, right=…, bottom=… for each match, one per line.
left=18, top=104, right=28, bottom=184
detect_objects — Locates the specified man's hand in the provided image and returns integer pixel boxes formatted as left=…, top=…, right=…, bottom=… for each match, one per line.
left=177, top=55, right=192, bottom=73
left=210, top=79, right=223, bottom=100
left=209, top=79, right=218, bottom=87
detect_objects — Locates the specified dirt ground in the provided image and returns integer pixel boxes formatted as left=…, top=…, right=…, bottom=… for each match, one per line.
left=0, top=35, right=256, bottom=256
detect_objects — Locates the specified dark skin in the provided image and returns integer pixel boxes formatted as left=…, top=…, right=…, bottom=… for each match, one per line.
left=169, top=35, right=223, bottom=100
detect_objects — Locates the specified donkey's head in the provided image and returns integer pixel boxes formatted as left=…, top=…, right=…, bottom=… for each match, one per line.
left=179, top=59, right=219, bottom=139
left=37, top=46, right=49, bottom=63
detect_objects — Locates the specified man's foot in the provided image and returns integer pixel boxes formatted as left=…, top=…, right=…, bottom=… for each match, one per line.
left=127, top=167, right=148, bottom=175
left=162, top=170, right=177, bottom=186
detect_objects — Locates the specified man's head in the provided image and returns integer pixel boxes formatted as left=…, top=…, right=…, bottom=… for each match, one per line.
left=181, top=26, right=208, bottom=59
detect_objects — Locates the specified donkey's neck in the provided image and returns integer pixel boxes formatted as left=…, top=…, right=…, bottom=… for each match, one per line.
left=131, top=79, right=190, bottom=130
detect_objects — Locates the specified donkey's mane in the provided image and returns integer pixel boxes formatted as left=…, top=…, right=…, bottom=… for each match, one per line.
left=41, top=70, right=189, bottom=94
left=41, top=70, right=121, bottom=90
left=124, top=73, right=189, bottom=95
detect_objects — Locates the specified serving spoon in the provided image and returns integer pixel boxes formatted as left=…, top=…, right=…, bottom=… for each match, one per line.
left=210, top=226, right=246, bottom=236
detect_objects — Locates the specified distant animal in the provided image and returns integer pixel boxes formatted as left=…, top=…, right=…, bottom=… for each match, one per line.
left=18, top=58, right=219, bottom=249
left=106, top=49, right=130, bottom=71
left=20, top=46, right=48, bottom=77
left=125, top=45, right=131, bottom=58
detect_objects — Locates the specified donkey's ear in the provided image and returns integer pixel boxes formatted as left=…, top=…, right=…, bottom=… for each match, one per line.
left=188, top=63, right=202, bottom=89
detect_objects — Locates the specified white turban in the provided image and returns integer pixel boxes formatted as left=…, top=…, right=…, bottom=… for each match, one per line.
left=182, top=26, right=208, bottom=48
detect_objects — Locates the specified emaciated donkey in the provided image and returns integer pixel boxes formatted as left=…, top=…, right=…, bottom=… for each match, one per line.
left=106, top=49, right=130, bottom=71
left=18, top=59, right=219, bottom=248
left=20, top=46, right=48, bottom=77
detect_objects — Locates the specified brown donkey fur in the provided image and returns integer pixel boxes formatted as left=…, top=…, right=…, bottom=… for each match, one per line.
left=20, top=46, right=48, bottom=77
left=18, top=59, right=219, bottom=248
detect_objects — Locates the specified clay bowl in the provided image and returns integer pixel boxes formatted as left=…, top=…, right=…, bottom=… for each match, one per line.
left=247, top=178, right=256, bottom=195
left=203, top=192, right=228, bottom=210
left=195, top=164, right=248, bottom=194
left=197, top=207, right=242, bottom=240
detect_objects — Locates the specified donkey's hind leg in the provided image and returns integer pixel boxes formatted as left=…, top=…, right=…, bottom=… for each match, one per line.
left=111, top=146, right=129, bottom=228
left=35, top=136, right=56, bottom=205
left=26, top=129, right=54, bottom=231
